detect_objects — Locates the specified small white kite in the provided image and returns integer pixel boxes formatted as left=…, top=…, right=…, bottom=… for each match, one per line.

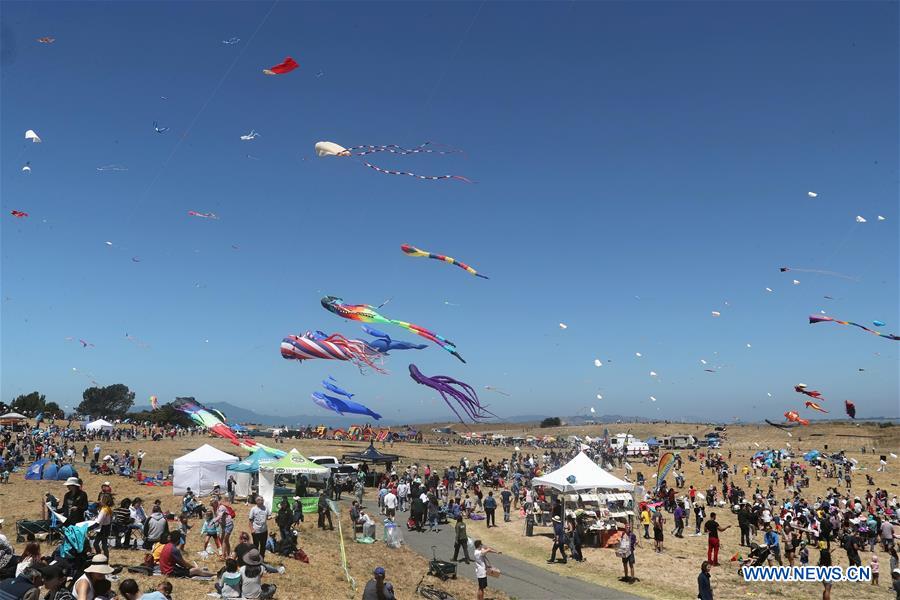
left=25, top=130, right=41, bottom=143
left=855, top=216, right=867, bottom=223
left=807, top=192, right=818, bottom=198
left=240, top=130, right=260, bottom=141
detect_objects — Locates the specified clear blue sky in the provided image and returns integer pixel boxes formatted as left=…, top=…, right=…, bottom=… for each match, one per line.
left=2, top=1, right=897, bottom=423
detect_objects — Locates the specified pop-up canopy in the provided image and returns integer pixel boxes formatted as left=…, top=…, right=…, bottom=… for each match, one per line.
left=531, top=451, right=634, bottom=492
left=258, top=449, right=328, bottom=510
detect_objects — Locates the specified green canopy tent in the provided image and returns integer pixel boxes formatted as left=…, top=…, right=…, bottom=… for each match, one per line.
left=258, top=449, right=328, bottom=511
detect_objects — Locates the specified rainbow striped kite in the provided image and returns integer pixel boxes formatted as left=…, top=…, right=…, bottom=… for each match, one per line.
left=809, top=314, right=899, bottom=341
left=280, top=332, right=385, bottom=373
left=401, top=244, right=489, bottom=279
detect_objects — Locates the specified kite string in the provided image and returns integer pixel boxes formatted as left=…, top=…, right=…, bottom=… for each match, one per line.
left=124, top=0, right=279, bottom=226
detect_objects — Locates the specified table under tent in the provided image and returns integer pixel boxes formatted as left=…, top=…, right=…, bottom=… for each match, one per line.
left=342, top=442, right=400, bottom=486
left=225, top=446, right=282, bottom=500
left=258, top=449, right=328, bottom=511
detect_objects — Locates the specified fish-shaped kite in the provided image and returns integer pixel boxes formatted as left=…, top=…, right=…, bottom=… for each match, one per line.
left=784, top=411, right=809, bottom=426
left=322, top=296, right=464, bottom=362
left=312, top=391, right=381, bottom=420
left=794, top=384, right=823, bottom=399
left=263, top=56, right=299, bottom=75
left=361, top=326, right=427, bottom=353
left=809, top=314, right=900, bottom=341
left=805, top=401, right=828, bottom=413
left=401, top=244, right=489, bottom=279
left=281, top=332, right=385, bottom=373
left=322, top=379, right=353, bottom=399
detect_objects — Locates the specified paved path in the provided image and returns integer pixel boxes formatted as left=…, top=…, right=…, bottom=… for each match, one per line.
left=398, top=523, right=645, bottom=600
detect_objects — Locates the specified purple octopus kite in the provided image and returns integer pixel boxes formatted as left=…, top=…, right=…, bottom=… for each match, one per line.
left=408, top=364, right=497, bottom=423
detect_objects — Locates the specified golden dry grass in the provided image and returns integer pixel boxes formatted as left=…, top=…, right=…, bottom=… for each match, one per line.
left=2, top=420, right=897, bottom=600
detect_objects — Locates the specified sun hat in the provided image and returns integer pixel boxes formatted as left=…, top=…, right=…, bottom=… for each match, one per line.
left=64, top=477, right=80, bottom=487
left=244, top=549, right=263, bottom=566
left=552, top=515, right=561, bottom=523
left=373, top=567, right=385, bottom=576
left=84, top=555, right=114, bottom=575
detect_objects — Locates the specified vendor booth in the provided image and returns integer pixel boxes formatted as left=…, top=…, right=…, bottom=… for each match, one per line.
left=85, top=419, right=115, bottom=434
left=226, top=447, right=282, bottom=499
left=172, top=444, right=239, bottom=496
left=530, top=452, right=634, bottom=545
left=258, top=449, right=328, bottom=510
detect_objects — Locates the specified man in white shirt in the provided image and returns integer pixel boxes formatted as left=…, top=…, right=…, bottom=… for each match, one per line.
left=383, top=489, right=398, bottom=518
left=473, top=540, right=499, bottom=600
left=397, top=481, right=409, bottom=512
left=248, top=496, right=271, bottom=559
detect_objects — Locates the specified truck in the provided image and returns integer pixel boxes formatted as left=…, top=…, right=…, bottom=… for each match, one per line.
left=307, top=456, right=360, bottom=491
left=609, top=434, right=651, bottom=457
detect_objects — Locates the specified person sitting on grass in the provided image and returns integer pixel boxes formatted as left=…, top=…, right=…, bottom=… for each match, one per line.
left=362, top=566, right=395, bottom=600
left=216, top=558, right=242, bottom=599
left=239, top=550, right=276, bottom=599
left=158, top=531, right=212, bottom=578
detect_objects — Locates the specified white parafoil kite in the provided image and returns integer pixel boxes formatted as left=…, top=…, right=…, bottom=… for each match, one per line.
left=25, top=130, right=42, bottom=143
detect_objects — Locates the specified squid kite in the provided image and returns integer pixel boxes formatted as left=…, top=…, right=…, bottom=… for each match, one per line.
left=263, top=56, right=298, bottom=75
left=809, top=314, right=900, bottom=341
left=312, top=391, right=381, bottom=420
left=794, top=384, right=823, bottom=399
left=845, top=400, right=856, bottom=419
left=10, top=210, right=28, bottom=218
left=805, top=401, right=828, bottom=413
left=281, top=332, right=385, bottom=373
left=784, top=411, right=810, bottom=426
left=401, top=244, right=489, bottom=279
left=408, top=364, right=496, bottom=422
left=362, top=325, right=427, bottom=353
left=187, top=211, right=219, bottom=219
left=780, top=267, right=857, bottom=281
left=322, top=296, right=464, bottom=362
left=315, top=141, right=470, bottom=182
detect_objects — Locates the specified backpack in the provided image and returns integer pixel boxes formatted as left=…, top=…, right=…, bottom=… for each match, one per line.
left=615, top=533, right=632, bottom=558
left=223, top=504, right=236, bottom=519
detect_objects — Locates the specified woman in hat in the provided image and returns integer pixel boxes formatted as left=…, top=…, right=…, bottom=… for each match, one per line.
left=239, top=549, right=276, bottom=599
left=74, top=554, right=114, bottom=599
left=62, top=477, right=88, bottom=524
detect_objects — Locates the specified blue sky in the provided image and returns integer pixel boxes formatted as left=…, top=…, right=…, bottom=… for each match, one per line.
left=2, top=1, right=897, bottom=424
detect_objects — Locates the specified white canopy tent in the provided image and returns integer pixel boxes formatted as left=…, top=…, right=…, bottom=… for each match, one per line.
left=172, top=444, right=239, bottom=497
left=85, top=419, right=115, bottom=433
left=531, top=451, right=634, bottom=492
left=258, top=449, right=328, bottom=511
left=0, top=412, right=27, bottom=420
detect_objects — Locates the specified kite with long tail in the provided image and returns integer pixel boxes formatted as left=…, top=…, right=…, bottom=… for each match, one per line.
left=401, top=244, right=489, bottom=279
left=171, top=397, right=284, bottom=455
left=408, top=364, right=496, bottom=422
left=809, top=315, right=900, bottom=341
left=281, top=332, right=385, bottom=373
left=794, top=384, right=824, bottom=399
left=805, top=401, right=828, bottom=413
left=312, top=392, right=382, bottom=420
left=315, top=141, right=470, bottom=182
left=765, top=419, right=797, bottom=432
left=322, top=296, right=464, bottom=362
left=780, top=267, right=857, bottom=281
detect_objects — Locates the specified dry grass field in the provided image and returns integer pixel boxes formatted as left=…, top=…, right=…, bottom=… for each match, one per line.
left=1, top=420, right=897, bottom=599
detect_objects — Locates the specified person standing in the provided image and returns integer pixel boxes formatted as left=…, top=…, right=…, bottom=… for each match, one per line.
left=248, top=496, right=271, bottom=559
left=738, top=502, right=751, bottom=546
left=211, top=496, right=235, bottom=560
left=547, top=515, right=567, bottom=564
left=227, top=475, right=237, bottom=504
left=317, top=491, right=334, bottom=530
left=653, top=510, right=665, bottom=553
left=295, top=474, right=309, bottom=499
left=383, top=488, right=397, bottom=519
left=640, top=505, right=652, bottom=539
left=136, top=449, right=145, bottom=471
left=61, top=477, right=88, bottom=524
left=396, top=479, right=408, bottom=512
left=276, top=498, right=293, bottom=544
left=674, top=502, right=685, bottom=538
left=697, top=560, right=713, bottom=600
left=483, top=491, right=497, bottom=528
left=473, top=540, right=499, bottom=600
left=619, top=522, right=638, bottom=583
left=500, top=487, right=512, bottom=522
left=451, top=515, right=471, bottom=563
left=704, top=512, right=730, bottom=566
